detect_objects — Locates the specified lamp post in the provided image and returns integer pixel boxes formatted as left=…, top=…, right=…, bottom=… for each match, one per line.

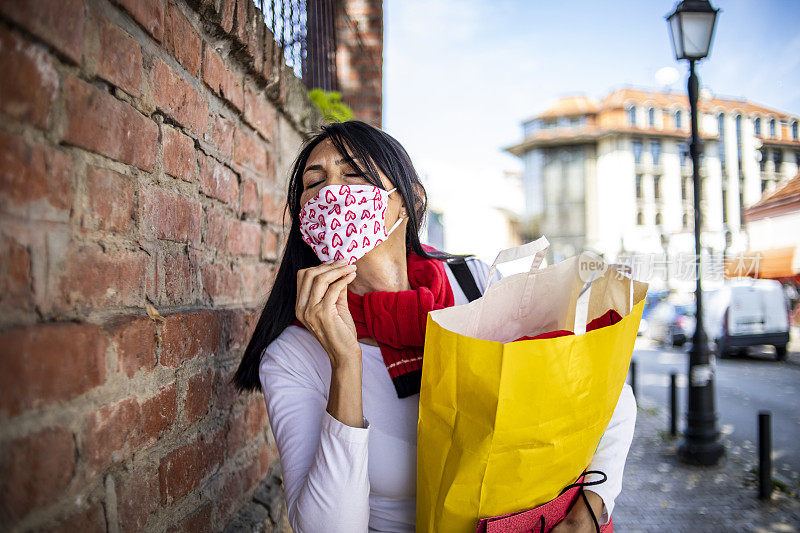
left=666, top=0, right=725, bottom=466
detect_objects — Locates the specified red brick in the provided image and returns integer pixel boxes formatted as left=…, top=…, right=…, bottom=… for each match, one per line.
left=63, top=75, right=157, bottom=172
left=0, top=26, right=58, bottom=130
left=160, top=310, right=223, bottom=368
left=219, top=0, right=235, bottom=33
left=158, top=427, right=225, bottom=505
left=232, top=0, right=249, bottom=48
left=164, top=249, right=193, bottom=302
left=260, top=191, right=287, bottom=225
left=261, top=228, right=279, bottom=260
left=139, top=184, right=202, bottom=245
left=83, top=383, right=176, bottom=474
left=233, top=128, right=267, bottom=175
left=215, top=461, right=257, bottom=525
left=240, top=262, right=275, bottom=302
left=139, top=382, right=178, bottom=440
left=0, top=234, right=34, bottom=313
left=205, top=209, right=229, bottom=252
left=244, top=83, right=275, bottom=142
left=200, top=262, right=242, bottom=304
left=0, top=131, right=72, bottom=222
left=221, top=308, right=257, bottom=352
left=213, top=368, right=238, bottom=410
left=111, top=0, right=164, bottom=42
left=239, top=177, right=260, bottom=218
left=202, top=44, right=243, bottom=111
left=117, top=466, right=159, bottom=533
left=258, top=441, right=272, bottom=478
left=0, top=426, right=76, bottom=522
left=162, top=126, right=196, bottom=182
left=247, top=14, right=265, bottom=73
left=85, top=166, right=134, bottom=232
left=0, top=0, right=85, bottom=64
left=56, top=243, right=152, bottom=309
left=199, top=155, right=239, bottom=206
left=164, top=0, right=201, bottom=75
left=227, top=219, right=261, bottom=256
left=0, top=323, right=107, bottom=418
left=107, top=315, right=158, bottom=378
left=97, top=19, right=142, bottom=97
left=183, top=369, right=212, bottom=427
left=205, top=114, right=234, bottom=161
left=224, top=409, right=245, bottom=454
left=244, top=395, right=267, bottom=441
left=52, top=502, right=107, bottom=533
left=151, top=57, right=208, bottom=136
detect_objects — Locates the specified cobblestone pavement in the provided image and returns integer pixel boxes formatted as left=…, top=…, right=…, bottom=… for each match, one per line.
left=613, top=392, right=800, bottom=532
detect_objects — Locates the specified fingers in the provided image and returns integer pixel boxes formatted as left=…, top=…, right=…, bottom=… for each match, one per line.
left=320, top=269, right=357, bottom=310
left=296, top=261, right=355, bottom=322
left=307, top=263, right=356, bottom=308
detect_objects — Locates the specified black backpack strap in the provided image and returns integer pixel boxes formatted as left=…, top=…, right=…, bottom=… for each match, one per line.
left=448, top=257, right=482, bottom=302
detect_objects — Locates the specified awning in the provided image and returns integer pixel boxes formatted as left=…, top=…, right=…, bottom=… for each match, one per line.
left=724, top=246, right=799, bottom=281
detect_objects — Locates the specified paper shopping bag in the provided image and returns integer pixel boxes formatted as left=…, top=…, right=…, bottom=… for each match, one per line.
left=416, top=237, right=647, bottom=532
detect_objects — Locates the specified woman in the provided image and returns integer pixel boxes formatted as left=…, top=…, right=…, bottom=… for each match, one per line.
left=232, top=120, right=637, bottom=532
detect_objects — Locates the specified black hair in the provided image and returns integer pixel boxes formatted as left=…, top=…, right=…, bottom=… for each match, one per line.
left=231, top=120, right=471, bottom=393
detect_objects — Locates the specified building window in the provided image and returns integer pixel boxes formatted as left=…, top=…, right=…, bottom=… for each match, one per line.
left=636, top=210, right=644, bottom=225
left=635, top=174, right=643, bottom=199
left=759, top=147, right=768, bottom=172
left=653, top=175, right=662, bottom=200
left=720, top=187, right=727, bottom=223
left=769, top=118, right=777, bottom=137
left=628, top=106, right=636, bottom=126
left=650, top=139, right=662, bottom=165
left=735, top=115, right=743, bottom=166
left=675, top=109, right=682, bottom=129
left=632, top=138, right=643, bottom=164
left=793, top=121, right=799, bottom=140
left=754, top=117, right=761, bottom=135
left=773, top=149, right=783, bottom=172
left=761, top=178, right=770, bottom=193
left=681, top=176, right=689, bottom=201
left=655, top=211, right=662, bottom=226
left=795, top=151, right=800, bottom=168
left=682, top=212, right=689, bottom=229
left=679, top=142, right=689, bottom=168
left=648, top=107, right=655, bottom=127
left=717, top=114, right=726, bottom=167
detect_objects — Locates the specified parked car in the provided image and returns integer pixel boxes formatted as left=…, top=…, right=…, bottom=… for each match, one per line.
left=705, top=278, right=791, bottom=360
left=645, top=301, right=696, bottom=348
left=638, top=290, right=669, bottom=336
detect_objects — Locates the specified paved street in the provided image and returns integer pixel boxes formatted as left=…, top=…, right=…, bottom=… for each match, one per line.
left=612, top=331, right=800, bottom=531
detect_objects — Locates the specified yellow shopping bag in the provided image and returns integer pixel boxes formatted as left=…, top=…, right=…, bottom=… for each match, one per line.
left=416, top=237, right=648, bottom=532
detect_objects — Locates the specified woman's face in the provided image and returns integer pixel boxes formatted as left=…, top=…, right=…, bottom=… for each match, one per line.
left=299, top=138, right=407, bottom=232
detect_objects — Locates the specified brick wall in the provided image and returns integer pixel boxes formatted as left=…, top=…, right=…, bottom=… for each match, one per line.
left=0, top=0, right=322, bottom=530
left=337, top=0, right=383, bottom=128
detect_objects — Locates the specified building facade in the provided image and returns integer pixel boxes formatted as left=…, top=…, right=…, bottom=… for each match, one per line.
left=506, top=88, right=800, bottom=291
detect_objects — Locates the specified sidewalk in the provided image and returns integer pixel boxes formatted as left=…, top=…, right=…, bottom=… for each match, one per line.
left=613, top=393, right=800, bottom=532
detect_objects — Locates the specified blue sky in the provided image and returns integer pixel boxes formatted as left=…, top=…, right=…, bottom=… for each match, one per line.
left=383, top=0, right=800, bottom=179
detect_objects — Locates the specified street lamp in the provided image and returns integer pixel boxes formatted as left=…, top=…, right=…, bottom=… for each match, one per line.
left=666, top=0, right=725, bottom=466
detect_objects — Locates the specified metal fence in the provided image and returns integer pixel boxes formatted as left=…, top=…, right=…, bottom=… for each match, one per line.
left=256, top=0, right=339, bottom=91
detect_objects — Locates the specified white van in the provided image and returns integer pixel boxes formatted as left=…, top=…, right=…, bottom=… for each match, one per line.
left=705, top=278, right=791, bottom=360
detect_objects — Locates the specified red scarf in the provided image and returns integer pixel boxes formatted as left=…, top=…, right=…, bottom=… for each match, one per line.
left=292, top=244, right=454, bottom=398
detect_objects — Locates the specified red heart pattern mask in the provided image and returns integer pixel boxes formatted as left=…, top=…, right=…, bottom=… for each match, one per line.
left=299, top=184, right=404, bottom=265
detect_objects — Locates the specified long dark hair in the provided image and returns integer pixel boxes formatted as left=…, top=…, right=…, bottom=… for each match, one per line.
left=232, top=120, right=471, bottom=393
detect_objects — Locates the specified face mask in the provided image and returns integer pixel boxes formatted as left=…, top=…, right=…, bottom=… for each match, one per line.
left=299, top=184, right=405, bottom=265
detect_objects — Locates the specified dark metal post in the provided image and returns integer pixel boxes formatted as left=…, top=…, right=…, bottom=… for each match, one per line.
left=678, top=59, right=725, bottom=465
left=629, top=360, right=637, bottom=398
left=758, top=411, right=772, bottom=500
left=670, top=372, right=678, bottom=436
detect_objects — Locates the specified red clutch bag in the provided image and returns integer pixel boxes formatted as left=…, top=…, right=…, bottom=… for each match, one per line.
left=474, top=470, right=613, bottom=533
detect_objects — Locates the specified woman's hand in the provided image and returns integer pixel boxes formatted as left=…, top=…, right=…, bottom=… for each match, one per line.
left=296, top=260, right=361, bottom=369
left=550, top=490, right=605, bottom=532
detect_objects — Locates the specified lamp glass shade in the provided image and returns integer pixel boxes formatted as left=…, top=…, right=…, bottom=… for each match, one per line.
left=667, top=2, right=718, bottom=60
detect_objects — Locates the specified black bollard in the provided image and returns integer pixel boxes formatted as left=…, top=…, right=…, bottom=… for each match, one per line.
left=629, top=360, right=637, bottom=398
left=670, top=372, right=677, bottom=436
left=758, top=411, right=772, bottom=500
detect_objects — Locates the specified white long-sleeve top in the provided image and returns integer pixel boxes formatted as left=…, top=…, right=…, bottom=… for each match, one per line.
left=259, top=256, right=637, bottom=532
